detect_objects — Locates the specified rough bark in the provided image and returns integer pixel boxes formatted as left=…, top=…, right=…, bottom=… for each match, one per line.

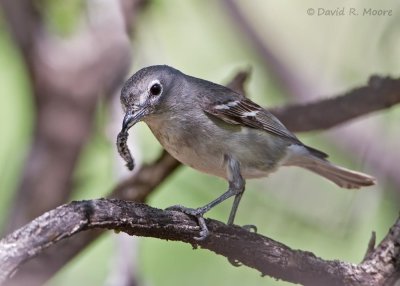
left=4, top=70, right=400, bottom=286
left=0, top=199, right=399, bottom=286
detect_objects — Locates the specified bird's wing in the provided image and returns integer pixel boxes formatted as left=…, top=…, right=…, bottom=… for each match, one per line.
left=202, top=97, right=301, bottom=144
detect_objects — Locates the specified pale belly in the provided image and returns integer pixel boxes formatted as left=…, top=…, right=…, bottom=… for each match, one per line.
left=145, top=116, right=290, bottom=179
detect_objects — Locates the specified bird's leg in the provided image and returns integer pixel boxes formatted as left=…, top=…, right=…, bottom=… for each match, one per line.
left=224, top=155, right=245, bottom=227
left=227, top=191, right=244, bottom=225
left=166, top=187, right=239, bottom=240
left=225, top=158, right=257, bottom=233
left=228, top=191, right=257, bottom=232
left=166, top=156, right=247, bottom=240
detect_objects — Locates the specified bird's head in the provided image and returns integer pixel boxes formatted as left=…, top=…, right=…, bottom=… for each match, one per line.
left=120, top=65, right=181, bottom=133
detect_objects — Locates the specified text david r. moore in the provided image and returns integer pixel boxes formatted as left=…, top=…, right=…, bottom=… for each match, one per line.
left=317, top=7, right=393, bottom=16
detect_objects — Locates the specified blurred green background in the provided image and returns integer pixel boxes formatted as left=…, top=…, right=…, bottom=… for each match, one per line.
left=0, top=0, right=399, bottom=285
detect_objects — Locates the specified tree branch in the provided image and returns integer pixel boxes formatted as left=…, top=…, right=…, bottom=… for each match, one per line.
left=223, top=0, right=400, bottom=132
left=271, top=76, right=400, bottom=132
left=8, top=70, right=400, bottom=286
left=0, top=199, right=398, bottom=286
left=2, top=1, right=398, bottom=284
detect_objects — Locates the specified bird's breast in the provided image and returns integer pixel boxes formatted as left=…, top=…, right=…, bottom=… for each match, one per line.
left=145, top=114, right=289, bottom=179
left=147, top=119, right=226, bottom=177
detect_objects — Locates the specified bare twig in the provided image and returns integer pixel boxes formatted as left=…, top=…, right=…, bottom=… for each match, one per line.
left=271, top=76, right=400, bottom=132
left=0, top=199, right=399, bottom=286
left=227, top=70, right=400, bottom=134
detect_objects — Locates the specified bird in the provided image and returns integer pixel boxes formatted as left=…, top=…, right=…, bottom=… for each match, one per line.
left=117, top=65, right=376, bottom=240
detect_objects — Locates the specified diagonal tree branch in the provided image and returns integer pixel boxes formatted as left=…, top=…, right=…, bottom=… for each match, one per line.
left=1, top=149, right=180, bottom=286
left=7, top=70, right=400, bottom=286
left=271, top=75, right=400, bottom=132
left=0, top=199, right=399, bottom=286
left=112, top=150, right=181, bottom=201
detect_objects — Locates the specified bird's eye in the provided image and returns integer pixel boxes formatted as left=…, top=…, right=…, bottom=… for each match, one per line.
left=149, top=83, right=162, bottom=96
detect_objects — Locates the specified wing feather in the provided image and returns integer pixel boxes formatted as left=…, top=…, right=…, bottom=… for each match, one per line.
left=203, top=97, right=301, bottom=144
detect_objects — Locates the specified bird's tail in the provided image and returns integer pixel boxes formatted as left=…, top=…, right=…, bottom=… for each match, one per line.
left=295, top=147, right=376, bottom=189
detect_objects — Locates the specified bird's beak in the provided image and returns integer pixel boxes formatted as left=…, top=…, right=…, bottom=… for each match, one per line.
left=121, top=107, right=148, bottom=133
left=117, top=106, right=148, bottom=171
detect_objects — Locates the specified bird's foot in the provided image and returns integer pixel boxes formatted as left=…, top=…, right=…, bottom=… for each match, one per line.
left=166, top=205, right=209, bottom=241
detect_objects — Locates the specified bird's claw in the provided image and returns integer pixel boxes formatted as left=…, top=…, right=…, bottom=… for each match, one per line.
left=194, top=215, right=209, bottom=241
left=166, top=205, right=204, bottom=216
left=166, top=205, right=209, bottom=240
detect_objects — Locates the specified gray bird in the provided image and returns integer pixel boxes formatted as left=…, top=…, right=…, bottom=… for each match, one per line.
left=117, top=65, right=376, bottom=240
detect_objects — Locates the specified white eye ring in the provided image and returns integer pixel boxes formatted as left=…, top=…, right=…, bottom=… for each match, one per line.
left=148, top=80, right=163, bottom=97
